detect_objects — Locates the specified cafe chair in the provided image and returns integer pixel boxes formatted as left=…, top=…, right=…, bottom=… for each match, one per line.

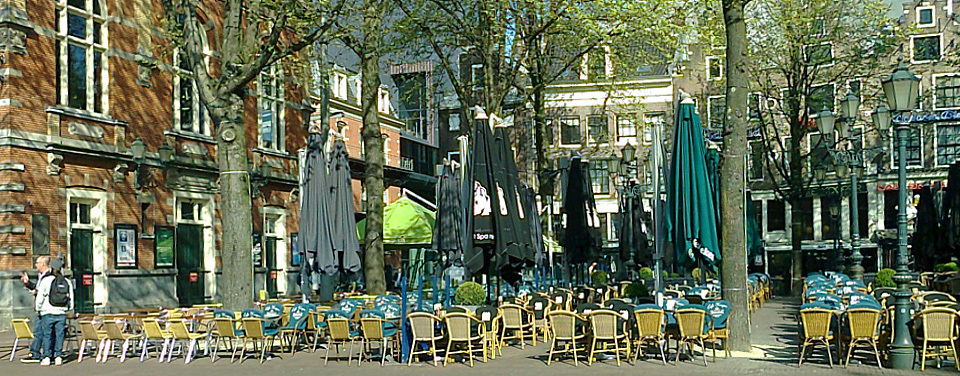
left=8, top=319, right=33, bottom=361
left=99, top=320, right=138, bottom=363
left=676, top=307, right=710, bottom=366
left=324, top=312, right=360, bottom=365
left=633, top=305, right=668, bottom=364
left=167, top=319, right=206, bottom=363
left=500, top=303, right=535, bottom=349
left=843, top=307, right=883, bottom=368
left=705, top=300, right=732, bottom=360
left=359, top=309, right=399, bottom=366
left=443, top=312, right=485, bottom=367
left=280, top=303, right=313, bottom=356
left=546, top=310, right=587, bottom=365
left=210, top=311, right=243, bottom=363
left=407, top=312, right=443, bottom=366
left=913, top=307, right=960, bottom=371
left=78, top=319, right=107, bottom=363
left=139, top=318, right=172, bottom=362
left=475, top=306, right=502, bottom=360
left=798, top=308, right=835, bottom=368
left=587, top=310, right=630, bottom=366
left=239, top=312, right=280, bottom=364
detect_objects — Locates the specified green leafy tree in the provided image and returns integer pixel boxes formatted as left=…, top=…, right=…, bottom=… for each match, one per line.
left=160, top=0, right=341, bottom=309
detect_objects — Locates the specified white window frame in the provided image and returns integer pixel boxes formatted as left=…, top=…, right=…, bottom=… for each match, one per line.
left=587, top=114, right=609, bottom=145
left=706, top=56, right=724, bottom=81
left=262, top=206, right=288, bottom=294
left=258, top=64, right=285, bottom=152
left=558, top=116, right=582, bottom=147
left=807, top=131, right=836, bottom=176
left=448, top=112, right=461, bottom=132
left=174, top=192, right=217, bottom=298
left=331, top=71, right=348, bottom=100
left=933, top=123, right=960, bottom=167
left=56, top=0, right=108, bottom=114
left=642, top=112, right=664, bottom=146
left=802, top=41, right=834, bottom=68
left=616, top=113, right=637, bottom=144
left=708, top=95, right=725, bottom=129
left=917, top=5, right=936, bottom=28
left=890, top=125, right=924, bottom=169
left=809, top=17, right=826, bottom=38
left=809, top=82, right=837, bottom=113
left=911, top=33, right=943, bottom=64
left=172, top=47, right=212, bottom=136
left=471, top=64, right=484, bottom=91
left=933, top=73, right=960, bottom=110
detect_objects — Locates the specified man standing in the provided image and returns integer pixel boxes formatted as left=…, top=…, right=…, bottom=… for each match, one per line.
left=19, top=256, right=51, bottom=363
left=35, top=261, right=73, bottom=366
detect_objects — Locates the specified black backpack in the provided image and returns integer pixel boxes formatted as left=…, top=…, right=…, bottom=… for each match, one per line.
left=46, top=274, right=71, bottom=307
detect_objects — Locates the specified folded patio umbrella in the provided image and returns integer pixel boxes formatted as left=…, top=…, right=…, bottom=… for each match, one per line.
left=665, top=99, right=721, bottom=273
left=464, top=117, right=499, bottom=276
left=297, top=133, right=336, bottom=296
left=434, top=163, right=463, bottom=262
left=330, top=140, right=362, bottom=273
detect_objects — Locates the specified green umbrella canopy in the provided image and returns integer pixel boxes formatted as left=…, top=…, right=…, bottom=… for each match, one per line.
left=357, top=196, right=436, bottom=245
left=665, top=100, right=721, bottom=272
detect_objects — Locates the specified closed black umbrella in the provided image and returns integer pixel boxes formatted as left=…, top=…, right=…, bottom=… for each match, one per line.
left=560, top=156, right=598, bottom=264
left=329, top=140, right=362, bottom=275
left=464, top=118, right=499, bottom=276
left=434, top=163, right=463, bottom=260
left=941, top=163, right=960, bottom=261
left=522, top=186, right=546, bottom=266
left=492, top=126, right=534, bottom=285
left=297, top=133, right=335, bottom=299
left=914, top=184, right=939, bottom=271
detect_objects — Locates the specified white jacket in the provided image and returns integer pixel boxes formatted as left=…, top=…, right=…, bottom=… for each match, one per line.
left=35, top=274, right=73, bottom=316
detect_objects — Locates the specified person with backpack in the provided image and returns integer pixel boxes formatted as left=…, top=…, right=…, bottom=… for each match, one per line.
left=19, top=256, right=52, bottom=363
left=35, top=261, right=73, bottom=366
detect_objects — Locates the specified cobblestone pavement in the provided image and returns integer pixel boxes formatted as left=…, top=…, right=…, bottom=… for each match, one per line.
left=0, top=298, right=956, bottom=375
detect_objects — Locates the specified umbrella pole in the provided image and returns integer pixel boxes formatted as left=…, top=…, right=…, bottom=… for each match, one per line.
left=417, top=276, right=424, bottom=311
left=400, top=276, right=410, bottom=363
left=432, top=275, right=439, bottom=305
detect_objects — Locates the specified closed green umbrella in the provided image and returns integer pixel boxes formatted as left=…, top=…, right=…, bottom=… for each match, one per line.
left=665, top=99, right=721, bottom=273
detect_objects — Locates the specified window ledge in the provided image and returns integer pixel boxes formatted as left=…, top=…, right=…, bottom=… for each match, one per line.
left=254, top=148, right=295, bottom=159
left=164, top=130, right=216, bottom=144
left=45, top=105, right=128, bottom=127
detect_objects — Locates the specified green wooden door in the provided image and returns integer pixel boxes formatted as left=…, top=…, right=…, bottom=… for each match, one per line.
left=70, top=228, right=95, bottom=313
left=175, top=224, right=204, bottom=307
left=265, top=236, right=278, bottom=299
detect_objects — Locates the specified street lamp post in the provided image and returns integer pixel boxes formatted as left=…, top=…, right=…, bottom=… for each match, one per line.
left=877, top=63, right=919, bottom=370
left=610, top=143, right=638, bottom=280
left=839, top=91, right=865, bottom=282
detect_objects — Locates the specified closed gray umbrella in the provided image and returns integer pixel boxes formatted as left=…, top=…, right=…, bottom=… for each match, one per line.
left=330, top=140, right=362, bottom=274
left=297, top=133, right=336, bottom=297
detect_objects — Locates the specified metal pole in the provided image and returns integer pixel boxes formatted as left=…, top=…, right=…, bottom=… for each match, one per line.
left=889, top=122, right=914, bottom=369
left=848, top=161, right=864, bottom=281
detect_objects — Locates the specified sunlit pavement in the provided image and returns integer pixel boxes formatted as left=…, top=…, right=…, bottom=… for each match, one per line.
left=1, top=298, right=955, bottom=375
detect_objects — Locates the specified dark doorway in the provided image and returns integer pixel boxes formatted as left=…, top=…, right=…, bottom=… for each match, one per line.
left=70, top=228, right=95, bottom=313
left=175, top=224, right=205, bottom=307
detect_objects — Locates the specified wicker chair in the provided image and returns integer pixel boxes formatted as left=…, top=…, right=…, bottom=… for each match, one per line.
left=324, top=315, right=359, bottom=365
left=358, top=310, right=399, bottom=366
left=500, top=303, right=535, bottom=348
left=528, top=296, right=552, bottom=343
left=210, top=314, right=242, bottom=362
left=843, top=307, right=882, bottom=368
left=443, top=312, right=486, bottom=366
left=705, top=300, right=732, bottom=360
left=913, top=307, right=960, bottom=371
left=676, top=308, right=709, bottom=366
left=407, top=312, right=443, bottom=366
left=798, top=308, right=835, bottom=367
left=632, top=307, right=667, bottom=364
left=239, top=315, right=280, bottom=364
left=545, top=310, right=587, bottom=365
left=587, top=310, right=630, bottom=366
left=475, top=306, right=502, bottom=360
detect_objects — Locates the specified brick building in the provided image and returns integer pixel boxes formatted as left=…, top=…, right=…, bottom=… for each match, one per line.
left=0, top=0, right=428, bottom=329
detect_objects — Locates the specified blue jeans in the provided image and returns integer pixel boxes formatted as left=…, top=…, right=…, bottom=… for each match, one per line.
left=39, top=314, right=66, bottom=358
left=29, top=315, right=43, bottom=358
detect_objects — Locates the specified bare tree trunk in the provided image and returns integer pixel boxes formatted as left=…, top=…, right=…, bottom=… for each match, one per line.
left=210, top=96, right=254, bottom=309
left=361, top=0, right=386, bottom=294
left=721, top=0, right=751, bottom=353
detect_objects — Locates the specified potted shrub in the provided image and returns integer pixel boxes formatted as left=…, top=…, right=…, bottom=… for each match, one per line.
left=624, top=281, right=650, bottom=304
left=590, top=270, right=609, bottom=288
left=638, top=267, right=654, bottom=281
left=455, top=281, right=486, bottom=308
left=875, top=268, right=896, bottom=288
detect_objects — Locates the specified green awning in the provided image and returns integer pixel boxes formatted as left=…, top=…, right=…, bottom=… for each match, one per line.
left=357, top=196, right=436, bottom=245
